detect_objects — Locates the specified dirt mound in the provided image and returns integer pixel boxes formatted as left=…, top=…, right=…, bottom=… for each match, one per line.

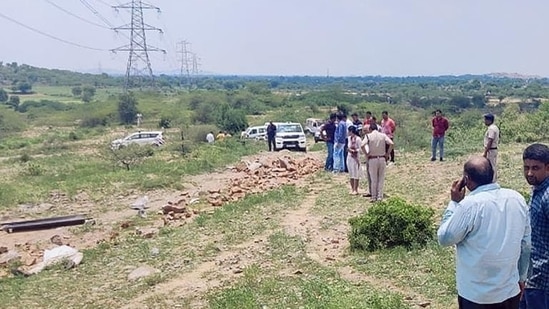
left=205, top=155, right=323, bottom=207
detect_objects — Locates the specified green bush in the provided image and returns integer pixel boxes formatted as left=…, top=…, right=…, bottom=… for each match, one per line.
left=349, top=197, right=435, bottom=251
left=68, top=131, right=80, bottom=141
left=80, top=115, right=108, bottom=128
left=183, top=124, right=219, bottom=144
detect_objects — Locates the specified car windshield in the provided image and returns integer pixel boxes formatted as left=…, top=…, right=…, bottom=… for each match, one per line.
left=278, top=124, right=302, bottom=133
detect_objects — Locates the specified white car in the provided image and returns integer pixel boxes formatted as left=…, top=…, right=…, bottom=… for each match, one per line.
left=241, top=125, right=267, bottom=140
left=273, top=122, right=307, bottom=152
left=304, top=118, right=324, bottom=143
left=111, top=131, right=164, bottom=149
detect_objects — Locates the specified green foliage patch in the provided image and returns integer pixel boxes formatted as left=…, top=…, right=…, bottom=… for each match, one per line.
left=349, top=197, right=435, bottom=251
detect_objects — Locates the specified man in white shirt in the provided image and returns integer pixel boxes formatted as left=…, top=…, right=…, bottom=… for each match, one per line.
left=438, top=156, right=531, bottom=308
left=206, top=132, right=215, bottom=143
left=483, top=113, right=500, bottom=182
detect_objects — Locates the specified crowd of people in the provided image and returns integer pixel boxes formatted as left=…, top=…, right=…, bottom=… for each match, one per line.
left=319, top=110, right=396, bottom=202
left=319, top=109, right=547, bottom=308
left=317, top=110, right=504, bottom=204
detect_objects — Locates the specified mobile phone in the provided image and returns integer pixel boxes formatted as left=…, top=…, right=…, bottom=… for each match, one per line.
left=459, top=176, right=467, bottom=190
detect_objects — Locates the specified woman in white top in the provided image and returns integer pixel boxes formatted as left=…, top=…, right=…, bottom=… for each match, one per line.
left=346, top=125, right=362, bottom=195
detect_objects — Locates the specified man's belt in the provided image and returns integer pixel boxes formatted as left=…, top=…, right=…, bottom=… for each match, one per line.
left=368, top=155, right=385, bottom=159
left=490, top=147, right=498, bottom=150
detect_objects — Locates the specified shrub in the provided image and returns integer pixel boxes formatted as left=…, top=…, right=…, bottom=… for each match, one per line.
left=158, top=117, right=171, bottom=129
left=80, top=116, right=108, bottom=128
left=349, top=197, right=435, bottom=251
left=118, top=93, right=139, bottom=124
left=22, top=162, right=44, bottom=176
left=19, top=153, right=32, bottom=163
left=68, top=131, right=80, bottom=141
left=183, top=124, right=219, bottom=144
left=102, top=144, right=155, bottom=171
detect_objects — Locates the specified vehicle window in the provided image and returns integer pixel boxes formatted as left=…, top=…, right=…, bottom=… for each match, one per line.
left=251, top=129, right=257, bottom=134
left=259, top=128, right=265, bottom=133
left=278, top=125, right=302, bottom=133
left=129, top=134, right=139, bottom=140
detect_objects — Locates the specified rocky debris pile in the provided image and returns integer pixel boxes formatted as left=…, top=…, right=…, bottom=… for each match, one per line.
left=0, top=241, right=82, bottom=277
left=158, top=192, right=199, bottom=227
left=207, top=155, right=323, bottom=207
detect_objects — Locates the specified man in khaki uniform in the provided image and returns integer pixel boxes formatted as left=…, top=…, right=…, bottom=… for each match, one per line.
left=361, top=123, right=394, bottom=202
left=483, top=113, right=500, bottom=183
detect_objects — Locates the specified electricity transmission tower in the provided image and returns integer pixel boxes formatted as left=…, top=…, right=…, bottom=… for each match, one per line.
left=177, top=40, right=192, bottom=88
left=177, top=40, right=201, bottom=89
left=111, top=0, right=165, bottom=89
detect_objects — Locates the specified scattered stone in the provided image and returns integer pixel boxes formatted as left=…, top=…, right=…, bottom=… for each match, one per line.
left=293, top=270, right=303, bottom=275
left=120, top=221, right=132, bottom=229
left=22, top=254, right=37, bottom=267
left=0, top=251, right=21, bottom=265
left=0, top=246, right=8, bottom=254
left=136, top=228, right=159, bottom=239
left=127, top=265, right=160, bottom=281
left=233, top=268, right=243, bottom=274
left=418, top=301, right=431, bottom=307
left=162, top=205, right=186, bottom=214
left=50, top=235, right=64, bottom=246
left=277, top=158, right=290, bottom=170
left=247, top=162, right=263, bottom=172
left=150, top=247, right=160, bottom=256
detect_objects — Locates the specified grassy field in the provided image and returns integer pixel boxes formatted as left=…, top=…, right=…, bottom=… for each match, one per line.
left=0, top=86, right=541, bottom=309
left=0, top=139, right=535, bottom=309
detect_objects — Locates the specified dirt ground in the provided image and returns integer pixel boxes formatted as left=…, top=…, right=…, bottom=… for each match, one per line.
left=0, top=150, right=325, bottom=269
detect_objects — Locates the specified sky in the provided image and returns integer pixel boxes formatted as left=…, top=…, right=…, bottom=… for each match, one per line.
left=1, top=0, right=548, bottom=77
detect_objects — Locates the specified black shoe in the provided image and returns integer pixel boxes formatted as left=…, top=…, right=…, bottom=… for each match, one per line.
left=430, top=157, right=436, bottom=161
left=440, top=158, right=444, bottom=161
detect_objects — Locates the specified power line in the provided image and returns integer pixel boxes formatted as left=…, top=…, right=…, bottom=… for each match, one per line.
left=79, top=0, right=117, bottom=29
left=94, top=0, right=114, bottom=7
left=44, top=0, right=111, bottom=29
left=0, top=11, right=107, bottom=51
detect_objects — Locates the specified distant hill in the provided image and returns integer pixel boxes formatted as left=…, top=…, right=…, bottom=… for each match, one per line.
left=488, top=72, right=543, bottom=80
left=1, top=62, right=548, bottom=91
left=0, top=62, right=123, bottom=87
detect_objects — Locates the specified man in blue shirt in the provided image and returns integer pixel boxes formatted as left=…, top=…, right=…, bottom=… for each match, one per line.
left=438, top=156, right=531, bottom=309
left=333, top=113, right=347, bottom=173
left=320, top=113, right=337, bottom=171
left=520, top=143, right=549, bottom=309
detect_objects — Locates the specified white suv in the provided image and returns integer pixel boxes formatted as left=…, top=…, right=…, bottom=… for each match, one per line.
left=273, top=122, right=307, bottom=152
left=111, top=131, right=164, bottom=149
left=241, top=125, right=267, bottom=140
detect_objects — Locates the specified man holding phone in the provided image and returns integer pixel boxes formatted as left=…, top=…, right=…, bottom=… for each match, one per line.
left=520, top=143, right=549, bottom=308
left=438, top=156, right=531, bottom=308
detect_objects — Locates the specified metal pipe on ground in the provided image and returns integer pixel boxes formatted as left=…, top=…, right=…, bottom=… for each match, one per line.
left=0, top=214, right=91, bottom=233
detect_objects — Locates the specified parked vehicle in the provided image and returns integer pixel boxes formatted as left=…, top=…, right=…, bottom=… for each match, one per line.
left=111, top=131, right=164, bottom=149
left=273, top=122, right=307, bottom=152
left=240, top=125, right=267, bottom=140
left=305, top=118, right=325, bottom=143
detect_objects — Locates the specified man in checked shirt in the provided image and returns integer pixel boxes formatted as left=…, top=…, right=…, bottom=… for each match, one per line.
left=520, top=143, right=549, bottom=309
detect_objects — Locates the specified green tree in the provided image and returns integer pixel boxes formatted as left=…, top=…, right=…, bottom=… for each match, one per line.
left=217, top=109, right=248, bottom=133
left=71, top=86, right=82, bottom=97
left=7, top=96, right=20, bottom=110
left=81, top=86, right=96, bottom=103
left=0, top=89, right=8, bottom=102
left=118, top=93, right=139, bottom=124
left=471, top=95, right=486, bottom=108
left=16, top=82, right=32, bottom=94
left=498, top=95, right=505, bottom=103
